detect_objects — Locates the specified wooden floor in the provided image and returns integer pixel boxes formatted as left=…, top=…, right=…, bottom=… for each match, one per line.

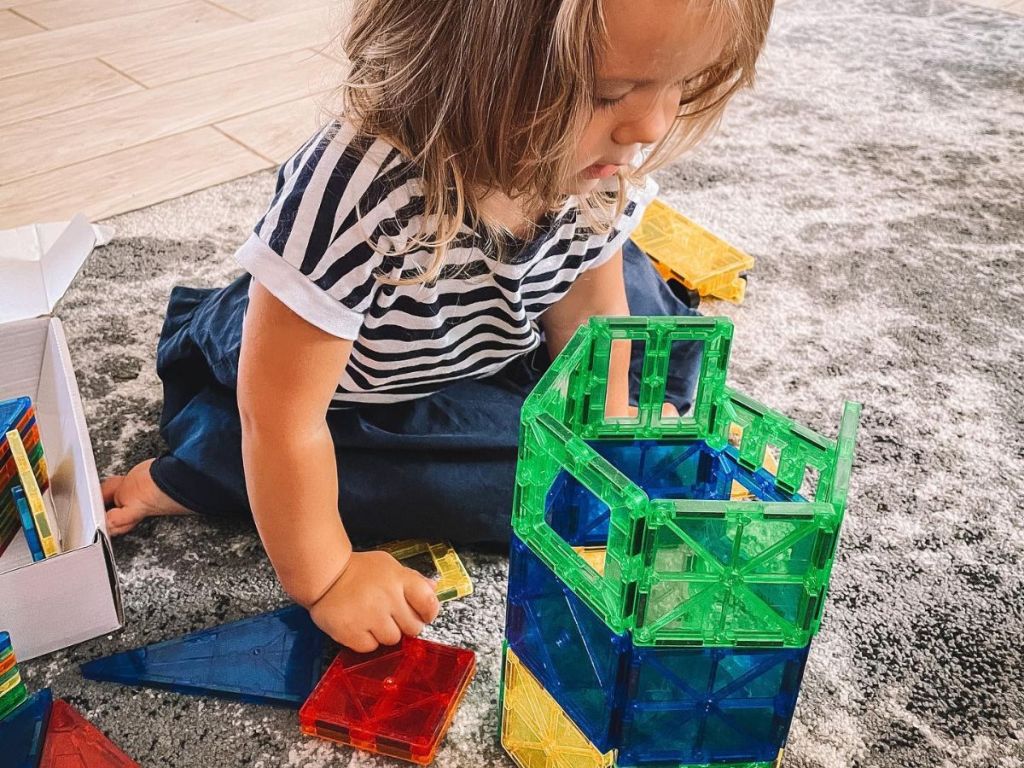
left=0, top=0, right=1020, bottom=229
left=0, top=0, right=347, bottom=228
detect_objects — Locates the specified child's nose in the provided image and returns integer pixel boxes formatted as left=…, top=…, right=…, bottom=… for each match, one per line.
left=612, top=95, right=673, bottom=148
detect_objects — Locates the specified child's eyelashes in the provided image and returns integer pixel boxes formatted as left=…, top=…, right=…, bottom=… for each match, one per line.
left=593, top=76, right=702, bottom=110
left=594, top=94, right=627, bottom=110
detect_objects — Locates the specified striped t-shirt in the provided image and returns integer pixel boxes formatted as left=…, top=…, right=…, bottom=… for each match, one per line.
left=234, top=119, right=658, bottom=405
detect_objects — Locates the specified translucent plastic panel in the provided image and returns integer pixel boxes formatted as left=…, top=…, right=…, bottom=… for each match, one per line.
left=505, top=535, right=629, bottom=753
left=500, top=646, right=615, bottom=768
left=618, top=644, right=807, bottom=766
left=633, top=501, right=842, bottom=647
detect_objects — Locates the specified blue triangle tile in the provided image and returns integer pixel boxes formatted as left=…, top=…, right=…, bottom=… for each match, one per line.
left=80, top=605, right=326, bottom=706
left=0, top=687, right=52, bottom=768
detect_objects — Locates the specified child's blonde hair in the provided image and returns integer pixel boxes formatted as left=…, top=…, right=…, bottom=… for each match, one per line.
left=329, top=0, right=774, bottom=284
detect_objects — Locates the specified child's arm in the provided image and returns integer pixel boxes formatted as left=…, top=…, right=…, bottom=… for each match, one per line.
left=540, top=248, right=630, bottom=355
left=540, top=248, right=633, bottom=415
left=238, top=280, right=439, bottom=651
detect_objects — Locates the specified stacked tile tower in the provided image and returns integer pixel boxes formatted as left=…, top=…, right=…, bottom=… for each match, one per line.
left=499, top=316, right=860, bottom=768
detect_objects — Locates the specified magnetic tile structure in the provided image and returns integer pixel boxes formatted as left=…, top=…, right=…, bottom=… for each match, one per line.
left=631, top=199, right=756, bottom=304
left=378, top=539, right=474, bottom=602
left=0, top=396, right=49, bottom=557
left=501, top=316, right=860, bottom=768
left=300, top=635, right=476, bottom=765
left=0, top=687, right=52, bottom=768
left=0, top=631, right=28, bottom=721
left=81, top=605, right=327, bottom=706
left=39, top=699, right=138, bottom=768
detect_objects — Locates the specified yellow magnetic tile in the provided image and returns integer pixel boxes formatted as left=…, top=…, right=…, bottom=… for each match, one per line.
left=571, top=546, right=608, bottom=576
left=378, top=539, right=474, bottom=602
left=6, top=430, right=57, bottom=557
left=501, top=647, right=615, bottom=768
left=728, top=424, right=780, bottom=501
left=0, top=669, right=22, bottom=697
left=632, top=199, right=754, bottom=304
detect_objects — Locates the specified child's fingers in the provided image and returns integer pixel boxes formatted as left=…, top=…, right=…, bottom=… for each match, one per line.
left=405, top=577, right=441, bottom=624
left=394, top=601, right=426, bottom=639
left=370, top=616, right=403, bottom=647
left=100, top=476, right=122, bottom=507
left=342, top=630, right=379, bottom=654
left=106, top=507, right=141, bottom=537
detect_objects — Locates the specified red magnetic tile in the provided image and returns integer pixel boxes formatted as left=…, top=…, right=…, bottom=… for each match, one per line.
left=0, top=420, right=40, bottom=464
left=40, top=699, right=139, bottom=768
left=299, top=636, right=476, bottom=765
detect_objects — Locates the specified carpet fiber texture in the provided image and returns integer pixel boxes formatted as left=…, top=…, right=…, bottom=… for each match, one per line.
left=18, top=0, right=1023, bottom=766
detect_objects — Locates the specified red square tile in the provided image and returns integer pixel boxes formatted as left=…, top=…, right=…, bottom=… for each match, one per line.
left=299, top=636, right=476, bottom=765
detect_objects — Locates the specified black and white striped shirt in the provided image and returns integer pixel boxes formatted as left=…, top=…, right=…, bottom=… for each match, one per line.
left=235, top=119, right=657, bottom=405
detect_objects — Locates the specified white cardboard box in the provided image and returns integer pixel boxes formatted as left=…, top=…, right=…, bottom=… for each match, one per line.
left=0, top=214, right=124, bottom=660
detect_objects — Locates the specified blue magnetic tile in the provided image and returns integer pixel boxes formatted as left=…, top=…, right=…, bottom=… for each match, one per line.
left=505, top=534, right=629, bottom=752
left=593, top=439, right=802, bottom=504
left=594, top=440, right=732, bottom=502
left=0, top=687, right=52, bottom=768
left=0, top=397, right=31, bottom=436
left=543, top=440, right=801, bottom=551
left=618, top=644, right=808, bottom=766
left=0, top=631, right=11, bottom=654
left=80, top=605, right=327, bottom=706
left=543, top=468, right=613, bottom=547
left=12, top=487, right=45, bottom=562
left=505, top=533, right=808, bottom=765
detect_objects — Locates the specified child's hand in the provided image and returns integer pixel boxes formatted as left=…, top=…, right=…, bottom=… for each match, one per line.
left=308, top=551, right=440, bottom=652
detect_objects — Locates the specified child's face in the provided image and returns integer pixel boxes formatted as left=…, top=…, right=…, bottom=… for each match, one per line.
left=574, top=0, right=731, bottom=194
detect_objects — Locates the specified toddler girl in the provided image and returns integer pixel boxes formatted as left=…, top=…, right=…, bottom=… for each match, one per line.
left=102, top=0, right=773, bottom=651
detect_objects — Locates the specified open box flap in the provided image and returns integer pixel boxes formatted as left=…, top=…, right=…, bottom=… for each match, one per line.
left=0, top=214, right=113, bottom=325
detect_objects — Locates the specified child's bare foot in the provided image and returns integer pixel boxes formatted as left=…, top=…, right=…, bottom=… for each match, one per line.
left=101, top=459, right=193, bottom=536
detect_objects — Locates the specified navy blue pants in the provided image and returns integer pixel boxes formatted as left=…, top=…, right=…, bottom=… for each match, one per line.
left=149, top=240, right=701, bottom=546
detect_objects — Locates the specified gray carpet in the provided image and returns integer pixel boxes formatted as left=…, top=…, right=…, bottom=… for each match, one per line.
left=19, top=0, right=1024, bottom=765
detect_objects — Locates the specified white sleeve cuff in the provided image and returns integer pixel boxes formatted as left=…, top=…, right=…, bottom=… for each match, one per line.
left=589, top=174, right=660, bottom=270
left=234, top=232, right=365, bottom=340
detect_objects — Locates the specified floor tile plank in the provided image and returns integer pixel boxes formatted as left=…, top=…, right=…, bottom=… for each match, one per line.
left=103, top=6, right=334, bottom=87
left=0, top=58, right=142, bottom=126
left=0, top=8, right=43, bottom=39
left=11, top=0, right=193, bottom=30
left=1, top=49, right=337, bottom=184
left=0, top=127, right=270, bottom=227
left=216, top=93, right=332, bottom=164
left=0, top=1, right=242, bottom=79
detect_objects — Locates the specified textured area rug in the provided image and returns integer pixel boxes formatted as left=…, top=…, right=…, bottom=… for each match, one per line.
left=18, top=0, right=1023, bottom=766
